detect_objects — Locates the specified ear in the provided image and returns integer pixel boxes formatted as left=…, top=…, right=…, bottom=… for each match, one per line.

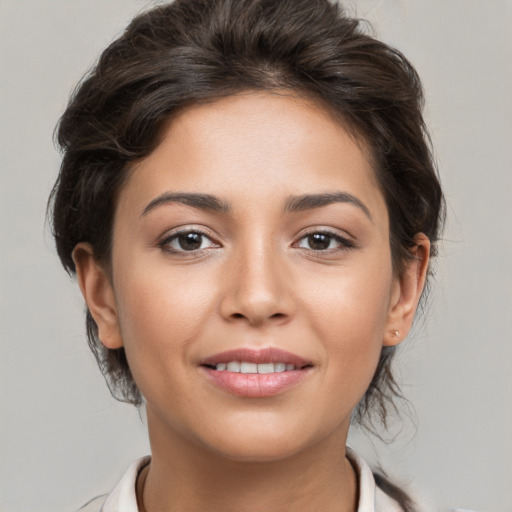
left=383, top=233, right=430, bottom=347
left=72, top=242, right=123, bottom=349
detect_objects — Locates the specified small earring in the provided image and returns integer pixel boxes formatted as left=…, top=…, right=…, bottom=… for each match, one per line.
left=393, top=329, right=401, bottom=338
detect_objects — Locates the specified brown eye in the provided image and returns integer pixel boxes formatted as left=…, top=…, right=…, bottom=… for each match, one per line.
left=296, top=231, right=354, bottom=252
left=160, top=230, right=218, bottom=253
left=306, top=233, right=331, bottom=250
left=177, top=232, right=203, bottom=251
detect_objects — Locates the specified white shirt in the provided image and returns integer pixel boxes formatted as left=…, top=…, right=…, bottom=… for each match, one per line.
left=79, top=449, right=403, bottom=512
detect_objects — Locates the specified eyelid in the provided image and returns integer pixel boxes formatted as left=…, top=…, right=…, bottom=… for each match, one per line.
left=293, top=227, right=356, bottom=251
left=157, top=225, right=221, bottom=253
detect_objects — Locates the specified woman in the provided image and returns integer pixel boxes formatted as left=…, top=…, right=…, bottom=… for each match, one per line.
left=49, top=0, right=444, bottom=510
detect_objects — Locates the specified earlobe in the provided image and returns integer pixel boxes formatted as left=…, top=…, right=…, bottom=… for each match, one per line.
left=383, top=233, right=430, bottom=347
left=72, top=243, right=123, bottom=349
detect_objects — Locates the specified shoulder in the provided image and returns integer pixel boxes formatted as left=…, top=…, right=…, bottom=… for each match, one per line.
left=77, top=494, right=107, bottom=512
left=375, top=486, right=405, bottom=512
left=77, top=456, right=151, bottom=512
left=346, top=447, right=404, bottom=512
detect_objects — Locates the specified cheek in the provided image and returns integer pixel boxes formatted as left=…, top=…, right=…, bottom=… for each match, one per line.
left=111, top=261, right=217, bottom=388
left=301, top=260, right=393, bottom=396
left=305, top=259, right=392, bottom=337
left=115, top=261, right=212, bottom=336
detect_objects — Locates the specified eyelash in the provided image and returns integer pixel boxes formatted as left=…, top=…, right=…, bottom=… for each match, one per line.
left=294, top=230, right=355, bottom=252
left=158, top=228, right=220, bottom=254
left=157, top=228, right=355, bottom=255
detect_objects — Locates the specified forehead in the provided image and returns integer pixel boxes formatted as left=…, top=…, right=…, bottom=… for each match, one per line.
left=118, top=92, right=386, bottom=222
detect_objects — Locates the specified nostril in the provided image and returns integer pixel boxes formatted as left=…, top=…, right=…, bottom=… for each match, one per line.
left=229, top=311, right=288, bottom=323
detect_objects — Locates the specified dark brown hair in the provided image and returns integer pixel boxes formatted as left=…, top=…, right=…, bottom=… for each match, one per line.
left=49, top=0, right=443, bottom=490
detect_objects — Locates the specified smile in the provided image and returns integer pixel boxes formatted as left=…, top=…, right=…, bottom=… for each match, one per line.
left=200, top=348, right=313, bottom=397
left=208, top=362, right=298, bottom=373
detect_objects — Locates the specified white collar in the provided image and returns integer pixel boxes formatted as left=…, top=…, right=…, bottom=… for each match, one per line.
left=101, top=456, right=150, bottom=511
left=346, top=447, right=403, bottom=512
left=83, top=449, right=402, bottom=512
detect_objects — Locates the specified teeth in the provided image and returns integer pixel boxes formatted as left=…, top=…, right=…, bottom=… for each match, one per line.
left=214, top=361, right=297, bottom=373
left=240, top=362, right=258, bottom=373
left=257, top=363, right=274, bottom=374
left=226, top=361, right=241, bottom=372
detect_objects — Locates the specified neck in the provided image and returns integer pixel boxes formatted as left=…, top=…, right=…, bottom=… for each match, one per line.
left=141, top=410, right=358, bottom=512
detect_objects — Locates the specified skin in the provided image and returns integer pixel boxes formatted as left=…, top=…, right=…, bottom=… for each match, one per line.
left=74, top=92, right=429, bottom=512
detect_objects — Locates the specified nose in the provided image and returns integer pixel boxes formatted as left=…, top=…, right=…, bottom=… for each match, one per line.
left=219, top=241, right=295, bottom=327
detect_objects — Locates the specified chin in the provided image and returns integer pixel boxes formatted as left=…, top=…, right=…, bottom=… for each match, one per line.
left=206, top=436, right=308, bottom=463
left=194, top=414, right=336, bottom=463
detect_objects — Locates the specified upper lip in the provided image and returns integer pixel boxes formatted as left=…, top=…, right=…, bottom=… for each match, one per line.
left=200, top=347, right=312, bottom=368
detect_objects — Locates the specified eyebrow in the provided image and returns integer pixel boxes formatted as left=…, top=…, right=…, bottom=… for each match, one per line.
left=141, top=190, right=372, bottom=220
left=284, top=192, right=372, bottom=220
left=142, top=192, right=231, bottom=216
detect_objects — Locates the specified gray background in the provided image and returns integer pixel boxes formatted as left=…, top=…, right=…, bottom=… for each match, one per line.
left=1, top=1, right=511, bottom=511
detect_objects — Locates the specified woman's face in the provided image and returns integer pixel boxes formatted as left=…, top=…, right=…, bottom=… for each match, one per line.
left=79, top=92, right=421, bottom=461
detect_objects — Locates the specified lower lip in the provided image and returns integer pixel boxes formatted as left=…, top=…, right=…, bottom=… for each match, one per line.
left=201, top=367, right=311, bottom=397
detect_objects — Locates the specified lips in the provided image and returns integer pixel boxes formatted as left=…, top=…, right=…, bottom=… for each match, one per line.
left=213, top=361, right=297, bottom=373
left=201, top=347, right=311, bottom=368
left=200, top=348, right=313, bottom=397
